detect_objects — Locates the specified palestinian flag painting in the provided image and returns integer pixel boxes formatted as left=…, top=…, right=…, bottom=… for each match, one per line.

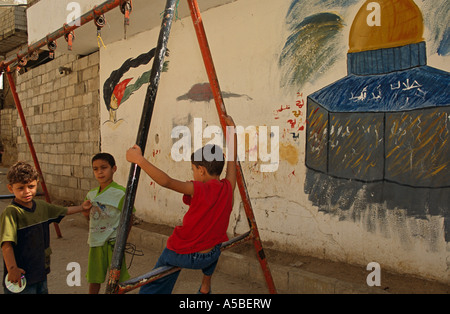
left=103, top=47, right=169, bottom=125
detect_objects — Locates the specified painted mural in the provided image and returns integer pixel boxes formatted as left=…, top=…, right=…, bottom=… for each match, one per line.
left=98, top=0, right=449, bottom=281
left=277, top=0, right=450, bottom=240
left=102, top=48, right=169, bottom=126
left=177, top=83, right=252, bottom=103
left=279, top=0, right=449, bottom=89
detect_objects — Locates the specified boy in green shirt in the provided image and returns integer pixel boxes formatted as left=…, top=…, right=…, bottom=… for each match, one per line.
left=84, top=153, right=134, bottom=294
left=0, top=161, right=91, bottom=294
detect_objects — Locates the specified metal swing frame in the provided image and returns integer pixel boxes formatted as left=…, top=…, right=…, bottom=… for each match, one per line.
left=0, top=0, right=133, bottom=238
left=0, top=0, right=277, bottom=294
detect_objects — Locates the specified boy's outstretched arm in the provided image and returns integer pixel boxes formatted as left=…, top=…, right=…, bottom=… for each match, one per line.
left=224, top=115, right=237, bottom=191
left=126, top=145, right=194, bottom=196
left=66, top=200, right=92, bottom=215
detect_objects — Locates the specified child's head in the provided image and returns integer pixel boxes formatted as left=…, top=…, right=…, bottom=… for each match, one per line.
left=7, top=161, right=39, bottom=205
left=92, top=153, right=116, bottom=168
left=91, top=153, right=117, bottom=188
left=191, top=144, right=225, bottom=177
left=7, top=161, right=39, bottom=185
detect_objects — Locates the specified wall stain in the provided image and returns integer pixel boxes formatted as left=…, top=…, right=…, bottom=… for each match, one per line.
left=280, top=143, right=299, bottom=166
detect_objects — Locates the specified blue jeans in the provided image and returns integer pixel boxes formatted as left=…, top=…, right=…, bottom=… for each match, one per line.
left=139, top=245, right=221, bottom=294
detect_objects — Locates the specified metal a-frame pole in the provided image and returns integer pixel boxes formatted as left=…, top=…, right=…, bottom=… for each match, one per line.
left=4, top=68, right=62, bottom=238
left=105, top=0, right=178, bottom=294
left=0, top=0, right=134, bottom=241
left=104, top=0, right=276, bottom=295
left=187, top=0, right=277, bottom=294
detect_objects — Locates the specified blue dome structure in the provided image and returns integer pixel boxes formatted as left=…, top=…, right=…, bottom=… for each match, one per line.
left=305, top=0, right=450, bottom=240
left=306, top=11, right=449, bottom=188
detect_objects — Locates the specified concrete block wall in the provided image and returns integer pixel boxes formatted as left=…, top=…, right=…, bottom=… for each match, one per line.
left=0, top=8, right=15, bottom=37
left=0, top=6, right=27, bottom=37
left=9, top=52, right=100, bottom=202
left=12, top=6, right=27, bottom=32
left=0, top=108, right=19, bottom=165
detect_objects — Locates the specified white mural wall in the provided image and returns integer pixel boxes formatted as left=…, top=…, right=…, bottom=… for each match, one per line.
left=99, top=0, right=450, bottom=283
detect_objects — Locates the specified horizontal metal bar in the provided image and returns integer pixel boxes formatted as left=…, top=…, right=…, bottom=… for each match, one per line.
left=118, top=266, right=182, bottom=294
left=0, top=4, right=27, bottom=7
left=0, top=0, right=122, bottom=72
left=220, top=231, right=252, bottom=250
left=116, top=231, right=254, bottom=294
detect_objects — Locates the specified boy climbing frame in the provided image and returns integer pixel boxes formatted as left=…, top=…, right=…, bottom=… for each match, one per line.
left=106, top=0, right=277, bottom=294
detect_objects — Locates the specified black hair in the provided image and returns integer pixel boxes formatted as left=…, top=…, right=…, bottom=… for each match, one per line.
left=190, top=144, right=225, bottom=176
left=92, top=153, right=116, bottom=168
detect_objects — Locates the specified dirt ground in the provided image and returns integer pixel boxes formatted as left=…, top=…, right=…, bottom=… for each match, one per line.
left=0, top=166, right=449, bottom=294
left=0, top=166, right=268, bottom=295
left=0, top=207, right=271, bottom=295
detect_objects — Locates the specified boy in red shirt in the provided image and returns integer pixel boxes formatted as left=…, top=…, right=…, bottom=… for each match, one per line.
left=126, top=115, right=237, bottom=294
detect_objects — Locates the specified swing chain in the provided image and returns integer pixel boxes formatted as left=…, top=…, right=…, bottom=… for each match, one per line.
left=95, top=14, right=107, bottom=49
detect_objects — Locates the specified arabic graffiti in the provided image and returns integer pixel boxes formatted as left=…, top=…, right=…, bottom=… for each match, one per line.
left=301, top=0, right=450, bottom=248
left=274, top=92, right=306, bottom=141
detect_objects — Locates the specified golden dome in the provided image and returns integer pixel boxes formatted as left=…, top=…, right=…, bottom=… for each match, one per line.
left=349, top=0, right=424, bottom=53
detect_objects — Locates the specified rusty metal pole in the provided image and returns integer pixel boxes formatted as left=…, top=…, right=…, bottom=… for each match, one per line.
left=0, top=0, right=123, bottom=73
left=4, top=68, right=62, bottom=238
left=105, top=0, right=178, bottom=294
left=0, top=1, right=132, bottom=239
left=187, top=0, right=277, bottom=294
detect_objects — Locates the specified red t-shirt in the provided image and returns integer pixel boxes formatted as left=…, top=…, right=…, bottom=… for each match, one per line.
left=166, top=179, right=233, bottom=254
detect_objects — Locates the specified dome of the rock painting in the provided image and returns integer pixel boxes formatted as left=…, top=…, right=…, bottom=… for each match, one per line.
left=349, top=0, right=424, bottom=53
